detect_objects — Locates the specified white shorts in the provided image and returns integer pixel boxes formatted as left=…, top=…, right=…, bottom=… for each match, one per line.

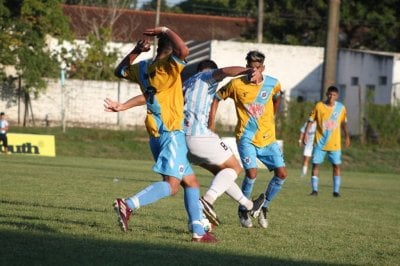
left=303, top=144, right=313, bottom=157
left=186, top=134, right=233, bottom=166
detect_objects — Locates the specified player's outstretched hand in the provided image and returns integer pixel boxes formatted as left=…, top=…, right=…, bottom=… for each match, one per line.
left=104, top=98, right=121, bottom=112
left=134, top=39, right=151, bottom=53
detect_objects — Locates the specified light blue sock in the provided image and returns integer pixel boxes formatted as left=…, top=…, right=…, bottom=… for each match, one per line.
left=263, top=176, right=285, bottom=208
left=125, top=181, right=171, bottom=210
left=240, top=176, right=256, bottom=211
left=184, top=187, right=205, bottom=236
left=333, top=175, right=341, bottom=193
left=311, top=176, right=319, bottom=192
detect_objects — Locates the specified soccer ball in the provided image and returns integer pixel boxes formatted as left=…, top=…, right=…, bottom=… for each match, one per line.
left=188, top=217, right=212, bottom=233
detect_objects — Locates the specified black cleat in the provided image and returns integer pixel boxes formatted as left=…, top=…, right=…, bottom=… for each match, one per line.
left=249, top=193, right=266, bottom=218
left=200, top=197, right=221, bottom=226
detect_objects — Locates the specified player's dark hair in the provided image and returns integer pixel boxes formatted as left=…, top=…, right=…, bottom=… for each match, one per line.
left=327, top=85, right=339, bottom=93
left=197, top=60, right=218, bottom=72
left=246, top=51, right=265, bottom=64
left=157, top=36, right=173, bottom=54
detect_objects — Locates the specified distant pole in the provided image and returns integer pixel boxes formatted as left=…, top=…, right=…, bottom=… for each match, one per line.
left=60, top=61, right=67, bottom=133
left=321, top=0, right=340, bottom=100
left=17, top=75, right=21, bottom=125
left=153, top=0, right=161, bottom=58
left=257, top=0, right=264, bottom=43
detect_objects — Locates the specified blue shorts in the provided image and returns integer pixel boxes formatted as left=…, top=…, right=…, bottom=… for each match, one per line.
left=238, top=140, right=285, bottom=171
left=149, top=130, right=193, bottom=179
left=312, top=145, right=342, bottom=165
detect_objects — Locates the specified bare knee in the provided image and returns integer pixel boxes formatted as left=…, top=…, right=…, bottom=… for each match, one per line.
left=275, top=167, right=288, bottom=179
left=164, top=176, right=183, bottom=195
left=245, top=168, right=258, bottom=179
left=180, top=174, right=200, bottom=191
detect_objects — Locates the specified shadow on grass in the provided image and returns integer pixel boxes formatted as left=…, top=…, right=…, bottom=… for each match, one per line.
left=0, top=230, right=339, bottom=266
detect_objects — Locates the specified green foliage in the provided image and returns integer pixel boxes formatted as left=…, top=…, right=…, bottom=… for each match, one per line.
left=142, top=0, right=170, bottom=11
left=277, top=100, right=315, bottom=143
left=70, top=27, right=119, bottom=81
left=261, top=1, right=328, bottom=46
left=366, top=104, right=400, bottom=145
left=0, top=0, right=71, bottom=93
left=0, top=0, right=13, bottom=65
left=177, top=0, right=257, bottom=16
left=340, top=0, right=400, bottom=51
left=176, top=0, right=400, bottom=52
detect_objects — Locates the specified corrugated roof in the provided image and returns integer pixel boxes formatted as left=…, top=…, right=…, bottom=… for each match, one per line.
left=62, top=5, right=256, bottom=42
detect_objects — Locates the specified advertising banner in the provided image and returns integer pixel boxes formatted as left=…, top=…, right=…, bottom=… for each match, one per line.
left=6, top=133, right=56, bottom=157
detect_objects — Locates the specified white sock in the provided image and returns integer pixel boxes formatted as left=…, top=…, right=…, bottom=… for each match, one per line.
left=226, top=183, right=253, bottom=210
left=203, top=168, right=237, bottom=205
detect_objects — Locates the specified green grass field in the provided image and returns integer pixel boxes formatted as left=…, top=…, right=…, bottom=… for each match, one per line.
left=1, top=154, right=399, bottom=265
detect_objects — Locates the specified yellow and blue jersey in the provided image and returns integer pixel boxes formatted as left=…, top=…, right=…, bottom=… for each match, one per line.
left=216, top=75, right=281, bottom=147
left=124, top=54, right=186, bottom=137
left=309, top=101, right=347, bottom=151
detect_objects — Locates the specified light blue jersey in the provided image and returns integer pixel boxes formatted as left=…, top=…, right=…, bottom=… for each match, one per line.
left=183, top=70, right=218, bottom=136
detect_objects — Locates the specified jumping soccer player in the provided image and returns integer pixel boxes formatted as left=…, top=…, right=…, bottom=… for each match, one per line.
left=183, top=60, right=265, bottom=227
left=104, top=26, right=216, bottom=242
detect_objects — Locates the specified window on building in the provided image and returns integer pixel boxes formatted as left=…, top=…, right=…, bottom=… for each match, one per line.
left=338, top=84, right=346, bottom=102
left=351, top=77, right=359, bottom=86
left=366, top=85, right=375, bottom=103
left=379, top=76, right=387, bottom=85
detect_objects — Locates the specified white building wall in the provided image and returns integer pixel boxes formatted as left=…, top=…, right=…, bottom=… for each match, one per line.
left=337, top=50, right=396, bottom=134
left=210, top=40, right=324, bottom=127
left=0, top=79, right=146, bottom=129
left=392, top=56, right=400, bottom=106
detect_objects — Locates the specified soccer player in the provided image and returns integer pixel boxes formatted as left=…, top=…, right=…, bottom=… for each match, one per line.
left=302, top=86, right=350, bottom=197
left=104, top=26, right=216, bottom=242
left=209, top=51, right=288, bottom=228
left=183, top=60, right=266, bottom=227
left=298, top=121, right=316, bottom=177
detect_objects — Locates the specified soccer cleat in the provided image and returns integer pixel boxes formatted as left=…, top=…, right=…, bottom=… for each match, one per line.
left=238, top=208, right=253, bottom=228
left=333, top=192, right=341, bottom=197
left=249, top=193, right=266, bottom=218
left=113, top=198, right=132, bottom=232
left=191, top=232, right=218, bottom=243
left=310, top=191, right=318, bottom=196
left=199, top=197, right=221, bottom=226
left=258, top=207, right=268, bottom=229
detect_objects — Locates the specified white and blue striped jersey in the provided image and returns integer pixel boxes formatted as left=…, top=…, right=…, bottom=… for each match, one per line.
left=183, top=70, right=218, bottom=136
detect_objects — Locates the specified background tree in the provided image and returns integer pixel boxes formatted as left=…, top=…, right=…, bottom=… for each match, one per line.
left=340, top=0, right=400, bottom=51
left=1, top=0, right=72, bottom=93
left=0, top=0, right=72, bottom=125
left=70, top=27, right=118, bottom=80
left=176, top=0, right=257, bottom=17
left=176, top=0, right=399, bottom=52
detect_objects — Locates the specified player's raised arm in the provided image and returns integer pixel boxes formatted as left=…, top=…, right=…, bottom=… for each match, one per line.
left=212, top=67, right=252, bottom=82
left=143, top=27, right=189, bottom=61
left=114, top=39, right=151, bottom=79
